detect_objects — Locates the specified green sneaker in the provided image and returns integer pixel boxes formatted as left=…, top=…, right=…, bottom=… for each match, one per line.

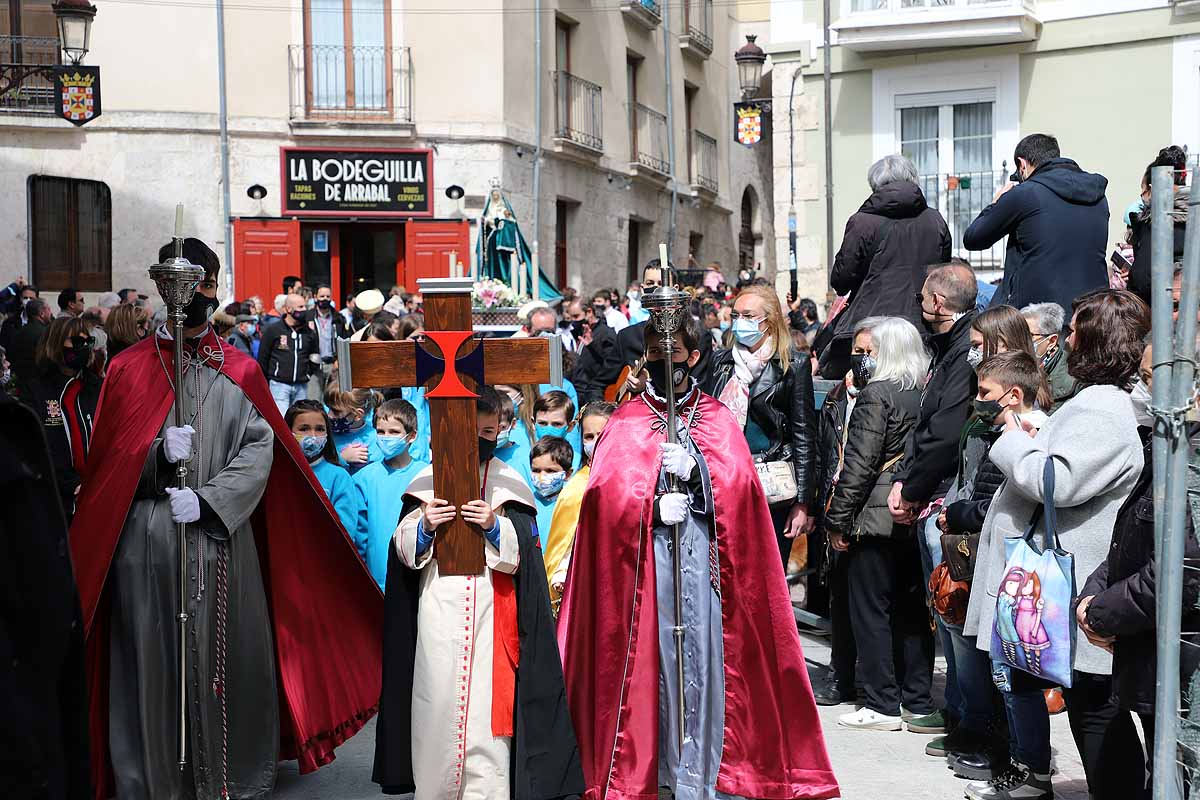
left=925, top=735, right=948, bottom=757
left=907, top=710, right=947, bottom=734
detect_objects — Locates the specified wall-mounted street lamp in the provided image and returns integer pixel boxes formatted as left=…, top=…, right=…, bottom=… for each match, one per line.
left=735, top=35, right=766, bottom=99
left=53, top=0, right=98, bottom=66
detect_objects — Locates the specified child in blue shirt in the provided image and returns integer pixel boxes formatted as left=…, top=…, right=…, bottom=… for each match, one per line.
left=533, top=390, right=582, bottom=472
left=325, top=384, right=383, bottom=475
left=495, top=390, right=534, bottom=486
left=286, top=399, right=361, bottom=536
left=353, top=398, right=429, bottom=590
left=529, top=435, right=574, bottom=549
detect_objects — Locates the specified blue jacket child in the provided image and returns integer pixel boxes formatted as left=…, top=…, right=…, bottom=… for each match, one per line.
left=286, top=400, right=362, bottom=537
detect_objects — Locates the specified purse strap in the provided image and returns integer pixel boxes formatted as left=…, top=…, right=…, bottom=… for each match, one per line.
left=1023, top=458, right=1060, bottom=552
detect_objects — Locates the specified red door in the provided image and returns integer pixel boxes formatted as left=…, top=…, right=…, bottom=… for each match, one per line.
left=233, top=218, right=301, bottom=302
left=403, top=219, right=470, bottom=289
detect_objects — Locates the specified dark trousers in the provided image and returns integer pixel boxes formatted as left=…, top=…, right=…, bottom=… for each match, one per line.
left=1061, top=672, right=1145, bottom=800
left=769, top=502, right=794, bottom=568
left=846, top=536, right=935, bottom=716
left=828, top=550, right=858, bottom=692
left=997, top=665, right=1052, bottom=773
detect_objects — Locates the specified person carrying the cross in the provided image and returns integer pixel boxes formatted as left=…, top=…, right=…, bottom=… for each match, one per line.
left=372, top=386, right=583, bottom=800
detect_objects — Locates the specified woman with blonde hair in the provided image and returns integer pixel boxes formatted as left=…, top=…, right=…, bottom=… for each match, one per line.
left=105, top=302, right=150, bottom=360
left=705, top=282, right=818, bottom=567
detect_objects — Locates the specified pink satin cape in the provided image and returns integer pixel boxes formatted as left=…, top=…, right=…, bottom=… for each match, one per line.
left=69, top=331, right=384, bottom=799
left=556, top=391, right=839, bottom=800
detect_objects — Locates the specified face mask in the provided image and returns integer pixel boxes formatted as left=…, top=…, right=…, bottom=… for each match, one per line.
left=732, top=318, right=764, bottom=347
left=972, top=395, right=1009, bottom=425
left=0, top=368, right=10, bottom=386
left=289, top=309, right=307, bottom=324
left=330, top=416, right=356, bottom=435
left=478, top=436, right=497, bottom=465
left=847, top=383, right=860, bottom=398
left=533, top=471, right=567, bottom=498
left=583, top=439, right=596, bottom=460
left=297, top=434, right=327, bottom=460
left=719, top=321, right=730, bottom=332
left=183, top=293, right=218, bottom=328
left=850, top=353, right=877, bottom=388
left=648, top=357, right=689, bottom=396
left=966, top=347, right=984, bottom=370
left=317, top=299, right=333, bottom=311
left=497, top=430, right=511, bottom=448
left=627, top=290, right=640, bottom=301
left=535, top=423, right=568, bottom=440
left=377, top=435, right=411, bottom=460
left=570, top=320, right=585, bottom=338
left=1131, top=379, right=1154, bottom=429
left=62, top=348, right=89, bottom=372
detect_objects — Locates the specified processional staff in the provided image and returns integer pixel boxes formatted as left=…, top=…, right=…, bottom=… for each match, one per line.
left=640, top=241, right=688, bottom=753
left=147, top=204, right=207, bottom=771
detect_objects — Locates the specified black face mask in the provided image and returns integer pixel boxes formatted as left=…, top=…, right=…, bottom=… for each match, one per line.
left=647, top=357, right=689, bottom=396
left=62, top=348, right=89, bottom=372
left=183, top=293, right=219, bottom=328
left=317, top=299, right=333, bottom=311
left=478, top=436, right=497, bottom=465
left=972, top=396, right=1008, bottom=425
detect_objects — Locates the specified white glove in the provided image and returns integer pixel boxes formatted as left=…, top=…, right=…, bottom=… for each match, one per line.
left=659, top=442, right=695, bottom=481
left=163, top=425, right=195, bottom=464
left=658, top=492, right=689, bottom=526
left=165, top=487, right=201, bottom=524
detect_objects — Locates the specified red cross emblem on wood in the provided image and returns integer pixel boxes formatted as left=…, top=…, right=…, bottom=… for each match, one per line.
left=337, top=277, right=558, bottom=575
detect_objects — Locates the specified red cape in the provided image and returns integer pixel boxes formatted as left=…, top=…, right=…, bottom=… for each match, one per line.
left=556, top=390, right=839, bottom=800
left=70, top=330, right=383, bottom=798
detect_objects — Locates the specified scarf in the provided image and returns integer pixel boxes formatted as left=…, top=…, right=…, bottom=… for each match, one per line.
left=718, top=337, right=774, bottom=430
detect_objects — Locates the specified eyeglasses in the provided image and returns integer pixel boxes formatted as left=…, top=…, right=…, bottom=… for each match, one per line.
left=914, top=291, right=943, bottom=307
left=728, top=312, right=765, bottom=323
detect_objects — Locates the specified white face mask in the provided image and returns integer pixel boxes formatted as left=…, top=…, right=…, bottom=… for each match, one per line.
left=583, top=439, right=596, bottom=460
left=1130, top=379, right=1154, bottom=429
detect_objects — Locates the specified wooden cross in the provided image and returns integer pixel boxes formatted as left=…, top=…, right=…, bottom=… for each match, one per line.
left=337, top=277, right=560, bottom=576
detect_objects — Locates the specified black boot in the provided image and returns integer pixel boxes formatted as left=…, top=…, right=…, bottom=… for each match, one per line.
left=813, top=682, right=853, bottom=706
left=951, top=720, right=1011, bottom=780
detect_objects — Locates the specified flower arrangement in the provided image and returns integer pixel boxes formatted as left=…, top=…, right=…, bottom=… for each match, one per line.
left=472, top=278, right=527, bottom=309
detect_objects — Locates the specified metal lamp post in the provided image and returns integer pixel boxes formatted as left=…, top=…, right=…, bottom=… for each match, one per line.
left=147, top=209, right=206, bottom=772
left=52, top=0, right=97, bottom=65
left=735, top=35, right=766, bottom=99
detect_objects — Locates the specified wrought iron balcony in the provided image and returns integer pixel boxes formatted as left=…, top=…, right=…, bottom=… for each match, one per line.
left=631, top=103, right=669, bottom=177
left=554, top=71, right=603, bottom=153
left=690, top=130, right=718, bottom=194
left=0, top=36, right=61, bottom=115
left=918, top=168, right=1009, bottom=272
left=288, top=44, right=412, bottom=123
left=680, top=0, right=713, bottom=59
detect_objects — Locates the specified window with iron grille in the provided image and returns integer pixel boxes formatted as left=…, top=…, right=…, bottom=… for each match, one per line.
left=29, top=175, right=112, bottom=291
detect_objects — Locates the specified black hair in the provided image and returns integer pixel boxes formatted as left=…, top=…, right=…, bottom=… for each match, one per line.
left=376, top=398, right=418, bottom=434
left=644, top=313, right=704, bottom=355
left=285, top=399, right=340, bottom=464
left=1013, top=134, right=1060, bottom=170
left=283, top=275, right=302, bottom=294
left=476, top=386, right=503, bottom=418
left=580, top=400, right=617, bottom=422
left=798, top=298, right=818, bottom=322
left=530, top=436, right=574, bottom=472
left=57, top=287, right=79, bottom=311
left=316, top=283, right=331, bottom=292
left=158, top=237, right=221, bottom=281
left=365, top=320, right=395, bottom=341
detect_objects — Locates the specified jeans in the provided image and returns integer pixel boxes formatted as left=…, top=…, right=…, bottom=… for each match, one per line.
left=917, top=513, right=962, bottom=718
left=846, top=536, right=935, bottom=717
left=946, top=625, right=998, bottom=732
left=268, top=379, right=306, bottom=417
left=1061, top=672, right=1145, bottom=800
left=992, top=661, right=1052, bottom=774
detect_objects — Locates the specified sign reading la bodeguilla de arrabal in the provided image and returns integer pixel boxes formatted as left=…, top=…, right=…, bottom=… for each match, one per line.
left=281, top=148, right=433, bottom=217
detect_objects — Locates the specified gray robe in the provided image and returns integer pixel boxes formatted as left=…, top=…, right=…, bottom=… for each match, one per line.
left=654, top=429, right=746, bottom=800
left=108, top=349, right=279, bottom=800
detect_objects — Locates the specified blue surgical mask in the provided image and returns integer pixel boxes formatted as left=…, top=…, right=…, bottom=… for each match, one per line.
left=732, top=317, right=764, bottom=347
left=298, top=434, right=326, bottom=460
left=719, top=321, right=730, bottom=332
left=535, top=423, right=568, bottom=441
left=497, top=430, right=512, bottom=448
left=533, top=471, right=567, bottom=498
left=377, top=435, right=411, bottom=460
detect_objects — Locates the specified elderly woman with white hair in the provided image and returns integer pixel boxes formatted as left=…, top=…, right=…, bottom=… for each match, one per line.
left=1021, top=301, right=1077, bottom=411
left=824, top=315, right=935, bottom=730
left=818, top=153, right=952, bottom=379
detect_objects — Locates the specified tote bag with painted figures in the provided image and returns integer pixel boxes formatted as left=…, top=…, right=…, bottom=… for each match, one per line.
left=989, top=458, right=1076, bottom=688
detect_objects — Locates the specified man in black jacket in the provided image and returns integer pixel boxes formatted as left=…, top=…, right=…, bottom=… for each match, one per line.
left=8, top=298, right=51, bottom=398
left=257, top=293, right=319, bottom=416
left=964, top=133, right=1108, bottom=313
left=571, top=292, right=621, bottom=405
left=306, top=283, right=347, bottom=399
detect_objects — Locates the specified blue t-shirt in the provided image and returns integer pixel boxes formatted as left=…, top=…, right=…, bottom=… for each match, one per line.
left=310, top=457, right=362, bottom=537
left=537, top=379, right=583, bottom=459
left=401, top=386, right=432, bottom=464
left=353, top=457, right=430, bottom=589
left=329, top=407, right=383, bottom=475
left=532, top=490, right=561, bottom=549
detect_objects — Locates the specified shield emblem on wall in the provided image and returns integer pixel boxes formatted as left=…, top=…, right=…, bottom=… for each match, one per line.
left=52, top=66, right=102, bottom=127
left=734, top=101, right=766, bottom=148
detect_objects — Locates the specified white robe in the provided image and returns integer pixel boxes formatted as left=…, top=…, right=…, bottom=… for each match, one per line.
left=394, top=458, right=531, bottom=800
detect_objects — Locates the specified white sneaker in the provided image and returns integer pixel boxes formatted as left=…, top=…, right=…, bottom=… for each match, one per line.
left=836, top=708, right=903, bottom=731
left=964, top=760, right=1052, bottom=800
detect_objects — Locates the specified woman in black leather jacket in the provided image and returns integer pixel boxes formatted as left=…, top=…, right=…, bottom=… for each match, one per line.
left=824, top=316, right=933, bottom=730
left=705, top=284, right=817, bottom=568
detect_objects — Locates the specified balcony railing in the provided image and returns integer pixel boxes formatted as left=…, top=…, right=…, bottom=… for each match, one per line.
left=0, top=36, right=60, bottom=115
left=918, top=169, right=1008, bottom=272
left=631, top=103, right=669, bottom=176
left=620, top=0, right=662, bottom=30
left=850, top=0, right=1030, bottom=10
left=554, top=71, right=603, bottom=152
left=288, top=44, right=412, bottom=122
left=682, top=0, right=714, bottom=55
left=690, top=130, right=718, bottom=193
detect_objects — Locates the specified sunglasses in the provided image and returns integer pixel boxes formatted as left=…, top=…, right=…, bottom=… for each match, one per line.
left=68, top=335, right=95, bottom=350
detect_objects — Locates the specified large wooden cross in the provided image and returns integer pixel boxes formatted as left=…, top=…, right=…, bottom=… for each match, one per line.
left=337, top=277, right=559, bottom=575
